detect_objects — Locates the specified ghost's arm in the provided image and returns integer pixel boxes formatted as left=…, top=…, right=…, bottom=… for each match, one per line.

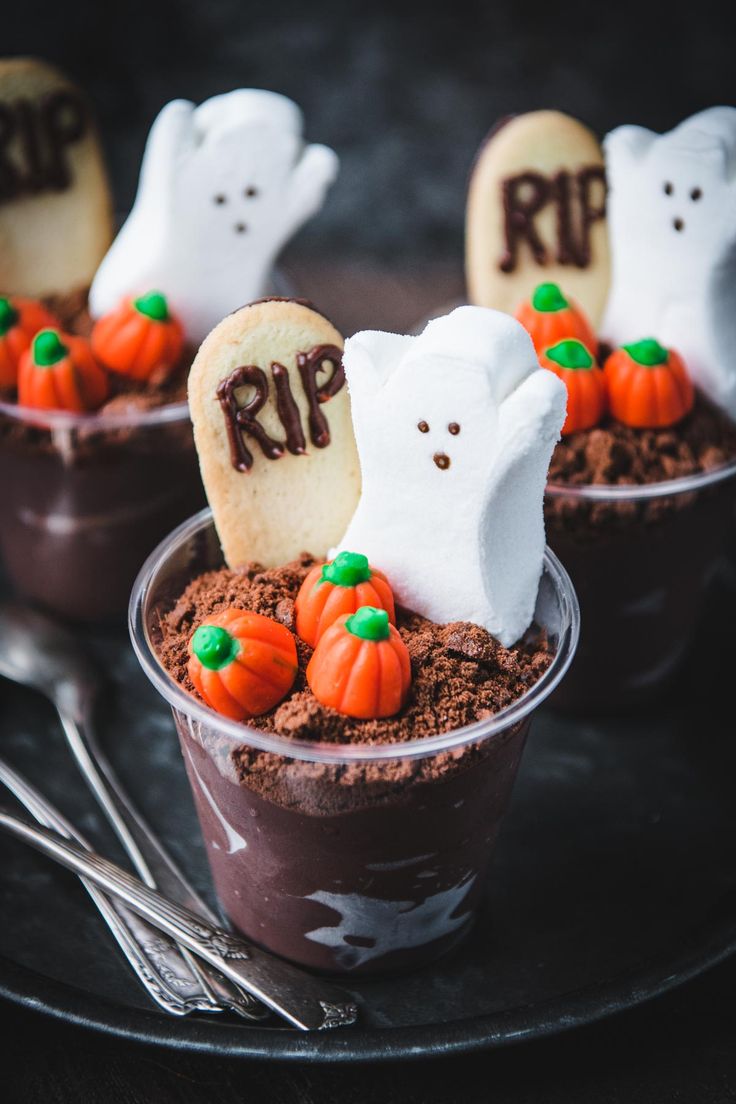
left=90, top=100, right=195, bottom=317
left=280, top=143, right=339, bottom=242
left=603, top=124, right=653, bottom=169
left=476, top=368, right=565, bottom=646
left=343, top=330, right=416, bottom=410
left=492, top=369, right=566, bottom=486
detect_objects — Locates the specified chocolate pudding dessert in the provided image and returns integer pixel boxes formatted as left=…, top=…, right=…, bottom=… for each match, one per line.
left=0, top=290, right=205, bottom=621
left=153, top=553, right=553, bottom=974
left=132, top=299, right=576, bottom=976
left=463, top=104, right=736, bottom=710
left=545, top=396, right=736, bottom=713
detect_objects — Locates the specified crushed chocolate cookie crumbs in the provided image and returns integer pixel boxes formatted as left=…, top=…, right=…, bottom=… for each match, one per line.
left=155, top=557, right=551, bottom=812
left=155, top=556, right=552, bottom=748
left=548, top=394, right=736, bottom=488
left=546, top=394, right=736, bottom=535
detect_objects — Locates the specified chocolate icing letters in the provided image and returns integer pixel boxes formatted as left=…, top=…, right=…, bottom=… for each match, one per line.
left=499, top=166, right=606, bottom=273
left=0, top=89, right=88, bottom=204
left=297, top=344, right=345, bottom=449
left=218, top=345, right=346, bottom=472
left=217, top=366, right=285, bottom=472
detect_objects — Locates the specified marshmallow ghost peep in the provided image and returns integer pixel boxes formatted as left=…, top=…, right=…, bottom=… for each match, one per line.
left=603, top=108, right=736, bottom=420
left=338, top=306, right=566, bottom=647
left=89, top=91, right=338, bottom=344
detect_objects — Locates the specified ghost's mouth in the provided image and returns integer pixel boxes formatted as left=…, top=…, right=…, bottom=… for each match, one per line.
left=433, top=452, right=451, bottom=470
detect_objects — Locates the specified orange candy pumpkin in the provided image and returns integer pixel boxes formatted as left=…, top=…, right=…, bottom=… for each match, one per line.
left=0, top=296, right=59, bottom=389
left=91, top=290, right=185, bottom=382
left=603, top=339, right=694, bottom=429
left=540, top=338, right=607, bottom=435
left=188, top=608, right=298, bottom=721
left=295, top=551, right=396, bottom=647
left=17, top=329, right=109, bottom=413
left=307, top=606, right=411, bottom=720
left=515, top=282, right=597, bottom=357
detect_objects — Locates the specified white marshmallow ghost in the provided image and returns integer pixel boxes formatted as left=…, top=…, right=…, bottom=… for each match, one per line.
left=603, top=107, right=736, bottom=419
left=338, top=306, right=566, bottom=647
left=89, top=90, right=338, bottom=344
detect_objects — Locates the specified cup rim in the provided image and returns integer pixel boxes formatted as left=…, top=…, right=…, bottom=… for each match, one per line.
left=546, top=455, right=736, bottom=502
left=0, top=396, right=191, bottom=431
left=129, top=508, right=580, bottom=764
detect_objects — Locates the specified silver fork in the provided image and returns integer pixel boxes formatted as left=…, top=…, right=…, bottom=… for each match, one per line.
left=0, top=802, right=359, bottom=1031
left=0, top=756, right=213, bottom=1016
left=0, top=602, right=264, bottom=1020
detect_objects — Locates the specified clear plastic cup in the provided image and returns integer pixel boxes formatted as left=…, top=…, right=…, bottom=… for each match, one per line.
left=130, top=508, right=579, bottom=976
left=0, top=399, right=206, bottom=622
left=545, top=460, right=736, bottom=712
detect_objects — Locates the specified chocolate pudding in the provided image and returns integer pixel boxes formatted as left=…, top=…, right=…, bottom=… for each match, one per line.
left=150, top=551, right=558, bottom=975
left=0, top=290, right=205, bottom=621
left=545, top=396, right=736, bottom=711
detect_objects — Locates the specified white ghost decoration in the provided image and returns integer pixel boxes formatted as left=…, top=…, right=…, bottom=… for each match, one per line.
left=89, top=90, right=338, bottom=344
left=338, top=306, right=566, bottom=647
left=602, top=107, right=736, bottom=419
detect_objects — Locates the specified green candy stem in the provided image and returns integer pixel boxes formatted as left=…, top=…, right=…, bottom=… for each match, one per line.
left=134, top=290, right=169, bottom=323
left=321, top=551, right=371, bottom=588
left=345, top=606, right=390, bottom=642
left=33, top=329, right=68, bottom=367
left=191, top=625, right=240, bottom=670
left=0, top=296, right=19, bottom=336
left=532, top=282, right=569, bottom=313
left=623, top=338, right=669, bottom=367
left=545, top=339, right=594, bottom=370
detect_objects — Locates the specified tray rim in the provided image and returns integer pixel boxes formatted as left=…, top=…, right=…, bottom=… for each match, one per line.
left=2, top=893, right=735, bottom=1064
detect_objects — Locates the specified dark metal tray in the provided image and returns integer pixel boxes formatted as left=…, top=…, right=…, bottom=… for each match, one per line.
left=1, top=599, right=735, bottom=1063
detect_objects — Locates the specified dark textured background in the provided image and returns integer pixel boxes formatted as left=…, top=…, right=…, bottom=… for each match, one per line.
left=6, top=0, right=736, bottom=261
left=4, top=3, right=736, bottom=1100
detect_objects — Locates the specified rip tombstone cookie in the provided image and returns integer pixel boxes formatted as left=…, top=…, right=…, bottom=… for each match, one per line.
left=466, top=111, right=610, bottom=326
left=189, top=298, right=360, bottom=568
left=0, top=57, right=113, bottom=297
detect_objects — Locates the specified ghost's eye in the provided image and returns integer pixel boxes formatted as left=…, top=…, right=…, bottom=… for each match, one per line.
left=214, top=194, right=227, bottom=205
left=690, top=187, right=702, bottom=201
left=448, top=422, right=460, bottom=435
left=663, top=182, right=673, bottom=196
left=417, top=420, right=429, bottom=433
left=245, top=186, right=258, bottom=198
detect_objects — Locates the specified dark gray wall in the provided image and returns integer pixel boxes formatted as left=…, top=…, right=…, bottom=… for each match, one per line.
left=7, top=0, right=736, bottom=260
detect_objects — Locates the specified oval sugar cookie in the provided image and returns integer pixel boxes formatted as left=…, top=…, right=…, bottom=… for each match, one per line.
left=0, top=57, right=113, bottom=297
left=466, top=111, right=610, bottom=326
left=189, top=298, right=361, bottom=568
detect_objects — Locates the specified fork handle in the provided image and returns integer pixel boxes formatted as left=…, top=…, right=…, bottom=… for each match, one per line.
left=58, top=710, right=264, bottom=1021
left=0, top=758, right=215, bottom=1016
left=0, top=808, right=359, bottom=1031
